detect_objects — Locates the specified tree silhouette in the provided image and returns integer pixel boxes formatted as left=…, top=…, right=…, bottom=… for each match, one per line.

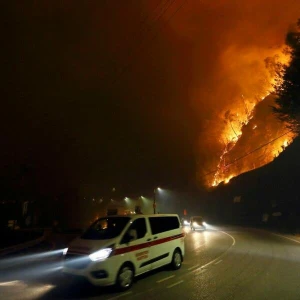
left=273, top=19, right=300, bottom=133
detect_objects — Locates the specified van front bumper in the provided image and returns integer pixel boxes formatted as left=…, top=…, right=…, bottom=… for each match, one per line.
left=62, top=256, right=119, bottom=287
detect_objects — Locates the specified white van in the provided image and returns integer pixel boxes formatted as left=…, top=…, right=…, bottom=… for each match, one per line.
left=62, top=214, right=185, bottom=290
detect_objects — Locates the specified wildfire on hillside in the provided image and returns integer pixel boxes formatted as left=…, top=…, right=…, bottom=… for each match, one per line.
left=173, top=1, right=300, bottom=188
left=209, top=48, right=296, bottom=187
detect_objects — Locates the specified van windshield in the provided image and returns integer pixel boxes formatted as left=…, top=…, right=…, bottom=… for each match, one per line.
left=81, top=217, right=130, bottom=240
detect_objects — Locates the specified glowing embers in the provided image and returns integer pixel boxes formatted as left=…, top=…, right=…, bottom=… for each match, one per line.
left=283, top=139, right=289, bottom=148
left=211, top=125, right=295, bottom=187
left=272, top=136, right=293, bottom=158
left=224, top=176, right=233, bottom=184
left=207, top=46, right=293, bottom=187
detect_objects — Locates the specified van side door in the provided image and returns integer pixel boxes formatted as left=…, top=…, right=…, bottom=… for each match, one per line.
left=117, top=217, right=152, bottom=276
left=148, top=216, right=182, bottom=270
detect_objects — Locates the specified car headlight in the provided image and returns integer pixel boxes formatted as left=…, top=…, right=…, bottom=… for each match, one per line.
left=193, top=222, right=198, bottom=227
left=63, top=248, right=68, bottom=255
left=203, top=222, right=207, bottom=226
left=184, top=220, right=190, bottom=226
left=89, top=248, right=113, bottom=262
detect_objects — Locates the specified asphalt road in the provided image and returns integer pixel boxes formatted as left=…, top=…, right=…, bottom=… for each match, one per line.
left=1, top=225, right=300, bottom=300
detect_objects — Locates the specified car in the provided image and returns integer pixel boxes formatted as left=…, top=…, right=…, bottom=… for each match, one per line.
left=181, top=217, right=190, bottom=226
left=190, top=216, right=206, bottom=231
left=62, top=214, right=185, bottom=290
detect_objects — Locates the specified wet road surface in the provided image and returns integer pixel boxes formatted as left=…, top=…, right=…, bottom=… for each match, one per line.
left=1, top=226, right=300, bottom=300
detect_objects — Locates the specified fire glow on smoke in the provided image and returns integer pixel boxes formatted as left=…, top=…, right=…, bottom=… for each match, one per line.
left=210, top=48, right=295, bottom=186
left=169, top=0, right=300, bottom=187
left=209, top=46, right=296, bottom=186
left=38, top=0, right=300, bottom=188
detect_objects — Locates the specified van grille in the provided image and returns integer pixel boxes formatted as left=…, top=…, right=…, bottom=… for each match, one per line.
left=64, top=253, right=90, bottom=269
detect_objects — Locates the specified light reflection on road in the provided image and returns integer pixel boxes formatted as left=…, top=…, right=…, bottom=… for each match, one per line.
left=0, top=280, right=54, bottom=299
left=184, top=225, right=215, bottom=252
left=191, top=230, right=206, bottom=250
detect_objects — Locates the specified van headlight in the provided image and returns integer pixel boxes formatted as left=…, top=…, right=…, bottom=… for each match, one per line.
left=89, top=248, right=113, bottom=262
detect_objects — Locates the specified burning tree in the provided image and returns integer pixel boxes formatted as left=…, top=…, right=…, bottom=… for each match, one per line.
left=274, top=19, right=300, bottom=133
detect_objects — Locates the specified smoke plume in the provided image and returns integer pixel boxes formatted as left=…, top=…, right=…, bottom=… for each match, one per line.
left=163, top=0, right=300, bottom=186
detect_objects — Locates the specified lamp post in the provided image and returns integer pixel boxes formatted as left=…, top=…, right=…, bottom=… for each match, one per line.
left=153, top=187, right=160, bottom=214
left=153, top=189, right=156, bottom=214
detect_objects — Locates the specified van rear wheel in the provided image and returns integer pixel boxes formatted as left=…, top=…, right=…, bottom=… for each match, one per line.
left=171, top=249, right=182, bottom=270
left=116, top=264, right=134, bottom=291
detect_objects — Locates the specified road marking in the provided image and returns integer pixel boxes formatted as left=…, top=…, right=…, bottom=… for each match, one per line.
left=220, top=230, right=236, bottom=246
left=191, top=230, right=236, bottom=273
left=188, top=264, right=200, bottom=271
left=156, top=275, right=175, bottom=283
left=272, top=233, right=300, bottom=244
left=107, top=291, right=132, bottom=300
left=195, top=268, right=207, bottom=275
left=167, top=280, right=184, bottom=288
left=214, top=260, right=223, bottom=265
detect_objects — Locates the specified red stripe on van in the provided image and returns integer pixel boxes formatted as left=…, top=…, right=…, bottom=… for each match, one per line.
left=113, top=233, right=184, bottom=256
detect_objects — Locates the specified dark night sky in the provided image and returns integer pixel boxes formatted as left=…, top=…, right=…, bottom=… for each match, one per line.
left=2, top=1, right=300, bottom=198
left=2, top=1, right=198, bottom=195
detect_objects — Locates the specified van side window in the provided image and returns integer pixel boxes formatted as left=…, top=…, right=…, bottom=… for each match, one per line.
left=149, top=217, right=180, bottom=234
left=121, top=218, right=147, bottom=244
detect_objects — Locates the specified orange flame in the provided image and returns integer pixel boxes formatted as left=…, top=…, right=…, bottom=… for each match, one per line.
left=210, top=48, right=295, bottom=187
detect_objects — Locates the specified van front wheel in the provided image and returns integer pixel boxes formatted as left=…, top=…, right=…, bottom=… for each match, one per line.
left=171, top=249, right=182, bottom=270
left=116, top=264, right=134, bottom=291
